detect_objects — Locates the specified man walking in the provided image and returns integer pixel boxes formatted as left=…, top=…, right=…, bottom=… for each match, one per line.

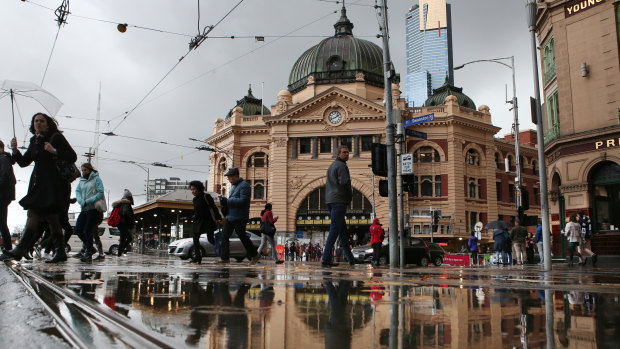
left=219, top=168, right=260, bottom=265
left=510, top=218, right=528, bottom=265
left=577, top=210, right=597, bottom=264
left=0, top=140, right=16, bottom=252
left=369, top=217, right=384, bottom=266
left=321, top=146, right=354, bottom=267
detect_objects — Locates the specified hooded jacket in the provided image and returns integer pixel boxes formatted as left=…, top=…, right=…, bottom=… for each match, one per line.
left=370, top=219, right=384, bottom=244
left=76, top=171, right=104, bottom=212
left=0, top=151, right=16, bottom=203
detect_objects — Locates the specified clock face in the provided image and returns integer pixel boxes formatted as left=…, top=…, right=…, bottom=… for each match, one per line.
left=328, top=111, right=342, bottom=124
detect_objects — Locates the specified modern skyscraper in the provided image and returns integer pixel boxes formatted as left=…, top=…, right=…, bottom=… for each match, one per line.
left=405, top=0, right=454, bottom=107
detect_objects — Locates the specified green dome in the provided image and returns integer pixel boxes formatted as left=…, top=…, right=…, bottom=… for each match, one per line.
left=423, top=79, right=476, bottom=110
left=287, top=5, right=384, bottom=94
left=225, top=86, right=270, bottom=119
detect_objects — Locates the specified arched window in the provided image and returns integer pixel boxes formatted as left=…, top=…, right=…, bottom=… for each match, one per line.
left=466, top=149, right=480, bottom=166
left=247, top=152, right=268, bottom=168
left=421, top=176, right=433, bottom=196
left=414, top=146, right=440, bottom=163
left=254, top=183, right=264, bottom=200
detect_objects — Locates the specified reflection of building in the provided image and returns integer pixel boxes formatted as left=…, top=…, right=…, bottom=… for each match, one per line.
left=405, top=0, right=454, bottom=107
left=533, top=0, right=620, bottom=255
left=205, top=4, right=539, bottom=248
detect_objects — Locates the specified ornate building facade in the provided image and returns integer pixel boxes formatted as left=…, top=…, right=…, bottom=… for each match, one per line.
left=206, top=6, right=540, bottom=249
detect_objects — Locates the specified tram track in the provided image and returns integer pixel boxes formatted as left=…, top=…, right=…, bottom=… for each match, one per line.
left=8, top=261, right=175, bottom=349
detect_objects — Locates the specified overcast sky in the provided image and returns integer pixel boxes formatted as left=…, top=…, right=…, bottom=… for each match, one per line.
left=0, top=0, right=539, bottom=229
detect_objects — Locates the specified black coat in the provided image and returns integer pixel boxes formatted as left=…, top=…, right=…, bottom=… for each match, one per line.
left=0, top=152, right=16, bottom=203
left=13, top=132, right=77, bottom=214
left=192, top=193, right=221, bottom=236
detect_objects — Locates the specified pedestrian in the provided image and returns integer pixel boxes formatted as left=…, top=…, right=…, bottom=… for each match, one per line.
left=188, top=181, right=221, bottom=264
left=369, top=218, right=384, bottom=266
left=492, top=226, right=508, bottom=265
left=535, top=220, right=544, bottom=265
left=113, top=189, right=135, bottom=257
left=468, top=232, right=479, bottom=266
left=577, top=210, right=597, bottom=265
left=510, top=218, right=528, bottom=265
left=0, top=113, right=77, bottom=263
left=525, top=232, right=535, bottom=264
left=257, top=203, right=283, bottom=264
left=218, top=168, right=260, bottom=265
left=321, top=146, right=355, bottom=267
left=564, top=213, right=584, bottom=266
left=0, top=140, right=16, bottom=252
left=74, top=162, right=106, bottom=262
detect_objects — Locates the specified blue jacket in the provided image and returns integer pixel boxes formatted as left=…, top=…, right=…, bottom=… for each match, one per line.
left=535, top=225, right=543, bottom=243
left=225, top=178, right=250, bottom=221
left=76, top=171, right=104, bottom=211
left=493, top=229, right=508, bottom=252
left=467, top=236, right=479, bottom=252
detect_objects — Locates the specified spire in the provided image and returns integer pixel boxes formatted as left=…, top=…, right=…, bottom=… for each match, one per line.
left=247, top=84, right=254, bottom=98
left=334, top=0, right=354, bottom=36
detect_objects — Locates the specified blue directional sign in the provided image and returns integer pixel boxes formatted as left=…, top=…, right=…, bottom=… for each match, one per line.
left=403, top=113, right=434, bottom=127
left=405, top=129, right=427, bottom=139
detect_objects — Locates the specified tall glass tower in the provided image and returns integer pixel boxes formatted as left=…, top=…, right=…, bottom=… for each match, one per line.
left=405, top=0, right=454, bottom=107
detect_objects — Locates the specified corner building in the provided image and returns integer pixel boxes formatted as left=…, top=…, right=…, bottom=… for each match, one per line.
left=534, top=0, right=620, bottom=255
left=206, top=7, right=540, bottom=249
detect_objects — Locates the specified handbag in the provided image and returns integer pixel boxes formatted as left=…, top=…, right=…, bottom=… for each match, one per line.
left=50, top=133, right=80, bottom=183
left=259, top=218, right=275, bottom=237
left=94, top=196, right=107, bottom=213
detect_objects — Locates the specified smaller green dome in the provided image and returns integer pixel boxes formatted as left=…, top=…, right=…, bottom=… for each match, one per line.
left=226, top=86, right=270, bottom=119
left=423, top=79, right=476, bottom=110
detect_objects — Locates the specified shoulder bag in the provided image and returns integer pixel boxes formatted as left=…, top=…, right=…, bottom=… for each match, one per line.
left=50, top=133, right=80, bottom=183
left=94, top=194, right=107, bottom=213
left=259, top=217, right=276, bottom=237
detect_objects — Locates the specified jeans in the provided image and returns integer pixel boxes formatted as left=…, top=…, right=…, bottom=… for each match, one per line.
left=13, top=210, right=64, bottom=257
left=258, top=234, right=279, bottom=261
left=0, top=201, right=12, bottom=250
left=372, top=243, right=381, bottom=264
left=75, top=209, right=100, bottom=255
left=536, top=241, right=544, bottom=264
left=513, top=242, right=526, bottom=264
left=118, top=224, right=132, bottom=256
left=470, top=250, right=478, bottom=265
left=322, top=203, right=354, bottom=263
left=220, top=219, right=256, bottom=261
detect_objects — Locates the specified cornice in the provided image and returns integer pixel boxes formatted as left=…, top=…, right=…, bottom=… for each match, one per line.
left=544, top=124, right=620, bottom=152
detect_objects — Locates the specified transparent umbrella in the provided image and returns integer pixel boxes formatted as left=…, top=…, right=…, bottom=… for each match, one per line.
left=0, top=80, right=63, bottom=137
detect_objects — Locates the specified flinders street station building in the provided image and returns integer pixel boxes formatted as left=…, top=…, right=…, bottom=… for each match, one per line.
left=205, top=8, right=541, bottom=250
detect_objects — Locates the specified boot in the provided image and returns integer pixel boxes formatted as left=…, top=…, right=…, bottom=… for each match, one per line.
left=95, top=240, right=105, bottom=260
left=46, top=248, right=67, bottom=263
left=80, top=252, right=93, bottom=263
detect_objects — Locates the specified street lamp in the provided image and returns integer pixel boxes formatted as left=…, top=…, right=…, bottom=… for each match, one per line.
left=122, top=161, right=152, bottom=201
left=455, top=56, right=523, bottom=218
left=526, top=0, right=552, bottom=271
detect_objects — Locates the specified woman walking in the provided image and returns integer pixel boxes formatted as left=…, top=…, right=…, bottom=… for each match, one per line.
left=189, top=181, right=221, bottom=264
left=564, top=214, right=584, bottom=266
left=258, top=203, right=283, bottom=264
left=0, top=113, right=77, bottom=263
left=74, top=162, right=105, bottom=262
left=113, top=189, right=135, bottom=256
left=467, top=232, right=479, bottom=266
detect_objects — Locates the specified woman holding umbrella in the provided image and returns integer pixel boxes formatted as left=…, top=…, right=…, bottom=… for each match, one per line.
left=0, top=113, right=76, bottom=263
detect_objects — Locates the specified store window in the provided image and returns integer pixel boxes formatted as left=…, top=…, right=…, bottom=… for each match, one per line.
left=591, top=161, right=620, bottom=232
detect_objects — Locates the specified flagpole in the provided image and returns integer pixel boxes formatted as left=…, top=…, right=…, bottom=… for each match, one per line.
left=9, top=89, right=15, bottom=138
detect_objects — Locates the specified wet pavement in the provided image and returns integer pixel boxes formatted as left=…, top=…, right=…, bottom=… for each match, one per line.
left=3, top=254, right=620, bottom=348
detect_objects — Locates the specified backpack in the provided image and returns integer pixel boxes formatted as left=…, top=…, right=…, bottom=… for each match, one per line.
left=108, top=206, right=121, bottom=227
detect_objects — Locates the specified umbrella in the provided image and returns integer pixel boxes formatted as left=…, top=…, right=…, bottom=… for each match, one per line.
left=485, top=220, right=509, bottom=230
left=0, top=80, right=63, bottom=137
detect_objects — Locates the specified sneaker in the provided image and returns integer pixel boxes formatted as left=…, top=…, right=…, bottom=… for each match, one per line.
left=215, top=259, right=230, bottom=264
left=249, top=254, right=261, bottom=266
left=72, top=252, right=84, bottom=259
left=94, top=254, right=105, bottom=261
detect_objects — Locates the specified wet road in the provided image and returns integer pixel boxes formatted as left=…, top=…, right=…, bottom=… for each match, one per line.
left=4, top=254, right=620, bottom=348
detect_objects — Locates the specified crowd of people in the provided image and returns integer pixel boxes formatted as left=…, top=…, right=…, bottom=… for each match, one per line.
left=283, top=241, right=324, bottom=262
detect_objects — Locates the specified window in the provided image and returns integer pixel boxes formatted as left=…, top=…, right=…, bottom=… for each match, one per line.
left=361, top=135, right=373, bottom=152
left=299, top=138, right=311, bottom=154
left=545, top=90, right=560, bottom=143
left=319, top=137, right=331, bottom=153
left=466, top=149, right=480, bottom=166
left=423, top=225, right=430, bottom=234
left=253, top=180, right=265, bottom=200
left=415, top=146, right=440, bottom=163
left=469, top=178, right=477, bottom=198
left=414, top=225, right=421, bottom=234
left=543, top=37, right=556, bottom=84
left=247, top=152, right=268, bottom=168
left=509, top=184, right=515, bottom=203
left=339, top=136, right=352, bottom=152
left=413, top=176, right=418, bottom=196
left=421, top=176, right=433, bottom=197
left=496, top=182, right=502, bottom=202
left=435, top=175, right=442, bottom=197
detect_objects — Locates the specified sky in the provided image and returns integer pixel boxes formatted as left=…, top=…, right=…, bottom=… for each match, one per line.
left=0, top=0, right=539, bottom=229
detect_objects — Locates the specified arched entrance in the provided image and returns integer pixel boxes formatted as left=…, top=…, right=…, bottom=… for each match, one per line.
left=551, top=172, right=565, bottom=257
left=590, top=161, right=620, bottom=232
left=295, top=186, right=373, bottom=244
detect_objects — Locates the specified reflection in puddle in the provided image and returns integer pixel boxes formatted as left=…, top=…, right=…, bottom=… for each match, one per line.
left=33, top=266, right=620, bottom=348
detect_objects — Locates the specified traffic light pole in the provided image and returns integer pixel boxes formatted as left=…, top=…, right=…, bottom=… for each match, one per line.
left=399, top=131, right=406, bottom=268
left=379, top=0, right=399, bottom=268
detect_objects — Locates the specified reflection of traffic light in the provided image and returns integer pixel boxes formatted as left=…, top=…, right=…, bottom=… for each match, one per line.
left=402, top=174, right=414, bottom=192
left=379, top=180, right=388, bottom=197
left=432, top=211, right=440, bottom=232
left=371, top=143, right=387, bottom=177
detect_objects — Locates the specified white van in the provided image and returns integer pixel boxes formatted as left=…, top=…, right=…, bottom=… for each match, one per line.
left=67, top=220, right=123, bottom=255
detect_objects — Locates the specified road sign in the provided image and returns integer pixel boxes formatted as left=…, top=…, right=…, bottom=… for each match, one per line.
left=403, top=113, right=434, bottom=127
left=401, top=153, right=413, bottom=175
left=405, top=129, right=427, bottom=139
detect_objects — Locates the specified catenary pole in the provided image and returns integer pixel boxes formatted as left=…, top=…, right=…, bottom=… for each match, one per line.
left=379, top=0, right=399, bottom=268
left=527, top=0, right=552, bottom=271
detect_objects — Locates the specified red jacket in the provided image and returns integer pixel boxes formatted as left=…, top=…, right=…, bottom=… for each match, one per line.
left=370, top=221, right=384, bottom=244
left=261, top=209, right=278, bottom=224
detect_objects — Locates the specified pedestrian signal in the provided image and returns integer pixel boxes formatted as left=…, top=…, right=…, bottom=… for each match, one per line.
left=379, top=179, right=388, bottom=197
left=371, top=143, right=388, bottom=177
left=402, top=174, right=415, bottom=193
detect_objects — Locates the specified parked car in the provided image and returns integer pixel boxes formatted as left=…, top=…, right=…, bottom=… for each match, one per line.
left=168, top=231, right=261, bottom=261
left=351, top=237, right=445, bottom=267
left=67, top=220, right=124, bottom=255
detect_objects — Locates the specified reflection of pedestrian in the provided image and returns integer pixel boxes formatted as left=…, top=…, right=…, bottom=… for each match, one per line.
left=321, top=146, right=354, bottom=267
left=324, top=280, right=352, bottom=349
left=0, top=140, right=16, bottom=252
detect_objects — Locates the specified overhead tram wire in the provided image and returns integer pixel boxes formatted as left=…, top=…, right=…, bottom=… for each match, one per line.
left=98, top=157, right=205, bottom=174
left=40, top=0, right=70, bottom=87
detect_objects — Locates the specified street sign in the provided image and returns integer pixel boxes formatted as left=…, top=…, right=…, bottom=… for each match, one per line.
left=405, top=129, right=427, bottom=139
left=403, top=113, right=434, bottom=127
left=401, top=153, right=413, bottom=175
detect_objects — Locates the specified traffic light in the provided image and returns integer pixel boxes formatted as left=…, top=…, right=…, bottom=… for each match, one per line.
left=432, top=211, right=440, bottom=232
left=402, top=174, right=414, bottom=193
left=371, top=143, right=387, bottom=177
left=379, top=179, right=388, bottom=197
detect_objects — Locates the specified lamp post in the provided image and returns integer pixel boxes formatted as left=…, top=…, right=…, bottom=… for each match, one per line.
left=455, top=56, right=522, bottom=218
left=123, top=161, right=151, bottom=201
left=526, top=0, right=552, bottom=271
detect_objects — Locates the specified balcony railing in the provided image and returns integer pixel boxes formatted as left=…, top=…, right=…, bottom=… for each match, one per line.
left=544, top=122, right=560, bottom=143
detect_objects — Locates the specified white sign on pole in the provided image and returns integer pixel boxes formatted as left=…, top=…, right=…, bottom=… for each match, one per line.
left=401, top=153, right=414, bottom=175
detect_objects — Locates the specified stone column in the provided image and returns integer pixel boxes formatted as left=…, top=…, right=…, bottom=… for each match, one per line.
left=332, top=136, right=338, bottom=158
left=311, top=136, right=318, bottom=159
left=291, top=138, right=298, bottom=160
left=353, top=135, right=360, bottom=157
